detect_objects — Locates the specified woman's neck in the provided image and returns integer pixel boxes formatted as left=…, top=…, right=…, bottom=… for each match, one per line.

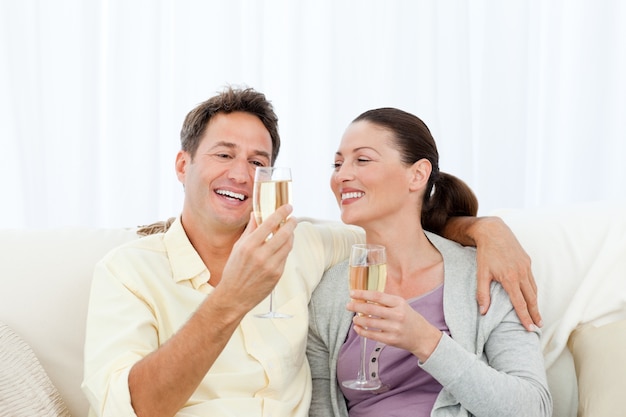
left=364, top=222, right=444, bottom=299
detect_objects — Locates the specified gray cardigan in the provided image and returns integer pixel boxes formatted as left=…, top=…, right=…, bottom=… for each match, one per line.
left=307, top=232, right=552, bottom=417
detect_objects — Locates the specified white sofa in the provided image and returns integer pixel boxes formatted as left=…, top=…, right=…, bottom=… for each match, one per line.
left=1, top=201, right=625, bottom=417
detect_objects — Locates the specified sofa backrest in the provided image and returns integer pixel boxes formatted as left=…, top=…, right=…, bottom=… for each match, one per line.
left=0, top=228, right=139, bottom=417
left=493, top=200, right=626, bottom=417
left=2, top=202, right=624, bottom=417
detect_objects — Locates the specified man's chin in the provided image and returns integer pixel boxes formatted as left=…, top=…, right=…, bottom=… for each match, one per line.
left=217, top=212, right=252, bottom=230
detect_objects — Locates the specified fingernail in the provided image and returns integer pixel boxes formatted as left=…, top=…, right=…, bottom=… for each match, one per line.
left=479, top=305, right=486, bottom=315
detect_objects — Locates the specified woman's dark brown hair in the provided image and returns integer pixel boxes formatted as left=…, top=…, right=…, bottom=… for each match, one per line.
left=353, top=108, right=478, bottom=234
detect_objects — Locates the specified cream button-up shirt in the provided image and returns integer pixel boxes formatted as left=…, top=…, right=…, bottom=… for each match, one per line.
left=82, top=217, right=363, bottom=417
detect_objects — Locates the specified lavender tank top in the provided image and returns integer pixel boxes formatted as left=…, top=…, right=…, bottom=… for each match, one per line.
left=337, top=284, right=450, bottom=417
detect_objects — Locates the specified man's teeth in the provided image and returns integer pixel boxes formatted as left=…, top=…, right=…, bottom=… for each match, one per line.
left=216, top=190, right=245, bottom=201
left=342, top=192, right=364, bottom=200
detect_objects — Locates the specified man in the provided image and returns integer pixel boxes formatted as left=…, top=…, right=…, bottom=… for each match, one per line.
left=82, top=87, right=541, bottom=417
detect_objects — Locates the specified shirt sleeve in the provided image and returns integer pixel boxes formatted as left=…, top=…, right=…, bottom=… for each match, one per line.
left=82, top=255, right=157, bottom=417
left=307, top=261, right=351, bottom=417
left=420, top=289, right=552, bottom=417
left=307, top=295, right=335, bottom=417
left=308, top=220, right=364, bottom=270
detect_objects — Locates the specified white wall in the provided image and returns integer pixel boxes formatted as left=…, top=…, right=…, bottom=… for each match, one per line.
left=1, top=0, right=624, bottom=228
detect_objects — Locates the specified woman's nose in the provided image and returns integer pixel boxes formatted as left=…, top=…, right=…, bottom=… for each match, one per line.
left=333, top=163, right=353, bottom=182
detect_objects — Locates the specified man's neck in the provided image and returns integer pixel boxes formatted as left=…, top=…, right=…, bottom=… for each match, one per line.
left=180, top=216, right=244, bottom=286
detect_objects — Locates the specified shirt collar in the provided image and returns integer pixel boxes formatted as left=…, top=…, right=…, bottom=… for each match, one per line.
left=163, top=216, right=210, bottom=289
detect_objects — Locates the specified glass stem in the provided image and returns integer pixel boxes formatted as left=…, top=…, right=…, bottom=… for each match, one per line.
left=268, top=290, right=275, bottom=313
left=358, top=335, right=368, bottom=383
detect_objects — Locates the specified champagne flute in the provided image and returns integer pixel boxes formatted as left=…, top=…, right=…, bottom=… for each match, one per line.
left=252, top=166, right=293, bottom=319
left=342, top=243, right=387, bottom=390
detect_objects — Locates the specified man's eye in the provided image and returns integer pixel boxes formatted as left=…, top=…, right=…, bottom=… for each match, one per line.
left=216, top=153, right=231, bottom=159
left=251, top=160, right=266, bottom=167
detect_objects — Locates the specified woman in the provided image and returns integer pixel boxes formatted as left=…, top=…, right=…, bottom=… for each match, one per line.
left=307, top=108, right=552, bottom=417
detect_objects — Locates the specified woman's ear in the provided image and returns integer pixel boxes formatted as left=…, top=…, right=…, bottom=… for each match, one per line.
left=409, top=158, right=432, bottom=191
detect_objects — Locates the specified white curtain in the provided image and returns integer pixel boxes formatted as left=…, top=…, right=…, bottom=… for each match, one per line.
left=1, top=0, right=625, bottom=229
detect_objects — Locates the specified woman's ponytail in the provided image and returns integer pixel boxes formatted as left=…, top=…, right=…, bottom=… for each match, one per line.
left=422, top=172, right=478, bottom=235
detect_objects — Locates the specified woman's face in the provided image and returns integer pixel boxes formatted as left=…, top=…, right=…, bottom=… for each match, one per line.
left=330, top=120, right=419, bottom=228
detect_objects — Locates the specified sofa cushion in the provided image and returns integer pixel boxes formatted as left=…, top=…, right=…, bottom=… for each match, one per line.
left=0, top=227, right=139, bottom=416
left=568, top=319, right=626, bottom=417
left=0, top=322, right=71, bottom=417
left=493, top=200, right=626, bottom=417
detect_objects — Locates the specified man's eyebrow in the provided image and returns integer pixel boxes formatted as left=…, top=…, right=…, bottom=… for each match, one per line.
left=255, top=150, right=272, bottom=160
left=210, top=141, right=237, bottom=150
left=211, top=141, right=271, bottom=160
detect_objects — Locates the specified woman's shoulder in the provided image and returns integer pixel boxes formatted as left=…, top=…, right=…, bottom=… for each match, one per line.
left=424, top=231, right=477, bottom=267
left=309, top=259, right=352, bottom=335
left=313, top=259, right=350, bottom=297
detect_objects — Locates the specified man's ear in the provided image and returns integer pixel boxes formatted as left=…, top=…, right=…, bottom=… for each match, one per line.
left=409, top=158, right=432, bottom=191
left=175, top=150, right=189, bottom=184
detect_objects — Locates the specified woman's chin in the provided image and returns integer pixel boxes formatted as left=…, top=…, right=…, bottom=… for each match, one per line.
left=340, top=212, right=361, bottom=227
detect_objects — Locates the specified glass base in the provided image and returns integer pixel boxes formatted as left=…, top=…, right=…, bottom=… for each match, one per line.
left=254, top=311, right=293, bottom=319
left=342, top=379, right=382, bottom=391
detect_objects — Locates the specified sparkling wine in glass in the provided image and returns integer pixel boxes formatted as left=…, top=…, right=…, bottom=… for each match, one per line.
left=342, top=243, right=387, bottom=390
left=252, top=166, right=293, bottom=319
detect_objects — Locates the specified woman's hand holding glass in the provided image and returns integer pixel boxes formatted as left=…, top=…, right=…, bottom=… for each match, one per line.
left=342, top=244, right=387, bottom=390
left=346, top=290, right=444, bottom=364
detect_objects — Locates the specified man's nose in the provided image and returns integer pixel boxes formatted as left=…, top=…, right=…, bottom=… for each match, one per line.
left=228, top=160, right=252, bottom=183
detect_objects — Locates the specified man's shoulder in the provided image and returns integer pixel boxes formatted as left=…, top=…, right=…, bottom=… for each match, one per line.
left=295, top=218, right=364, bottom=242
left=99, top=232, right=168, bottom=266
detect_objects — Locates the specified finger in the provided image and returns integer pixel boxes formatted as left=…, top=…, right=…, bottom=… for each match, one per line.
left=348, top=289, right=391, bottom=305
left=239, top=212, right=258, bottom=237
left=347, top=300, right=384, bottom=318
left=252, top=205, right=293, bottom=243
left=352, top=324, right=381, bottom=342
left=521, top=276, right=543, bottom=328
left=528, top=268, right=538, bottom=294
left=262, top=216, right=297, bottom=251
left=352, top=314, right=387, bottom=334
left=500, top=279, right=535, bottom=331
left=260, top=204, right=293, bottom=235
left=256, top=219, right=297, bottom=273
left=475, top=266, right=492, bottom=315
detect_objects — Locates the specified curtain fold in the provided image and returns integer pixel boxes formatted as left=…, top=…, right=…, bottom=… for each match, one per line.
left=1, top=0, right=624, bottom=228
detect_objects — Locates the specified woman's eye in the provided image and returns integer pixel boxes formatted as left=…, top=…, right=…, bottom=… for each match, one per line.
left=332, top=162, right=342, bottom=169
left=357, top=158, right=371, bottom=163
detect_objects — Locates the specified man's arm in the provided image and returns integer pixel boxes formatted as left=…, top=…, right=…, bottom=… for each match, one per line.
left=128, top=208, right=297, bottom=417
left=442, top=216, right=542, bottom=331
left=127, top=286, right=247, bottom=417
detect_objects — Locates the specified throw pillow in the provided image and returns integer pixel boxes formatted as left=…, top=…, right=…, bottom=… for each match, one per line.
left=567, top=319, right=626, bottom=417
left=0, top=322, right=71, bottom=417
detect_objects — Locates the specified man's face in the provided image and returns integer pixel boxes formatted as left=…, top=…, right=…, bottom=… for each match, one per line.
left=176, top=111, right=273, bottom=232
